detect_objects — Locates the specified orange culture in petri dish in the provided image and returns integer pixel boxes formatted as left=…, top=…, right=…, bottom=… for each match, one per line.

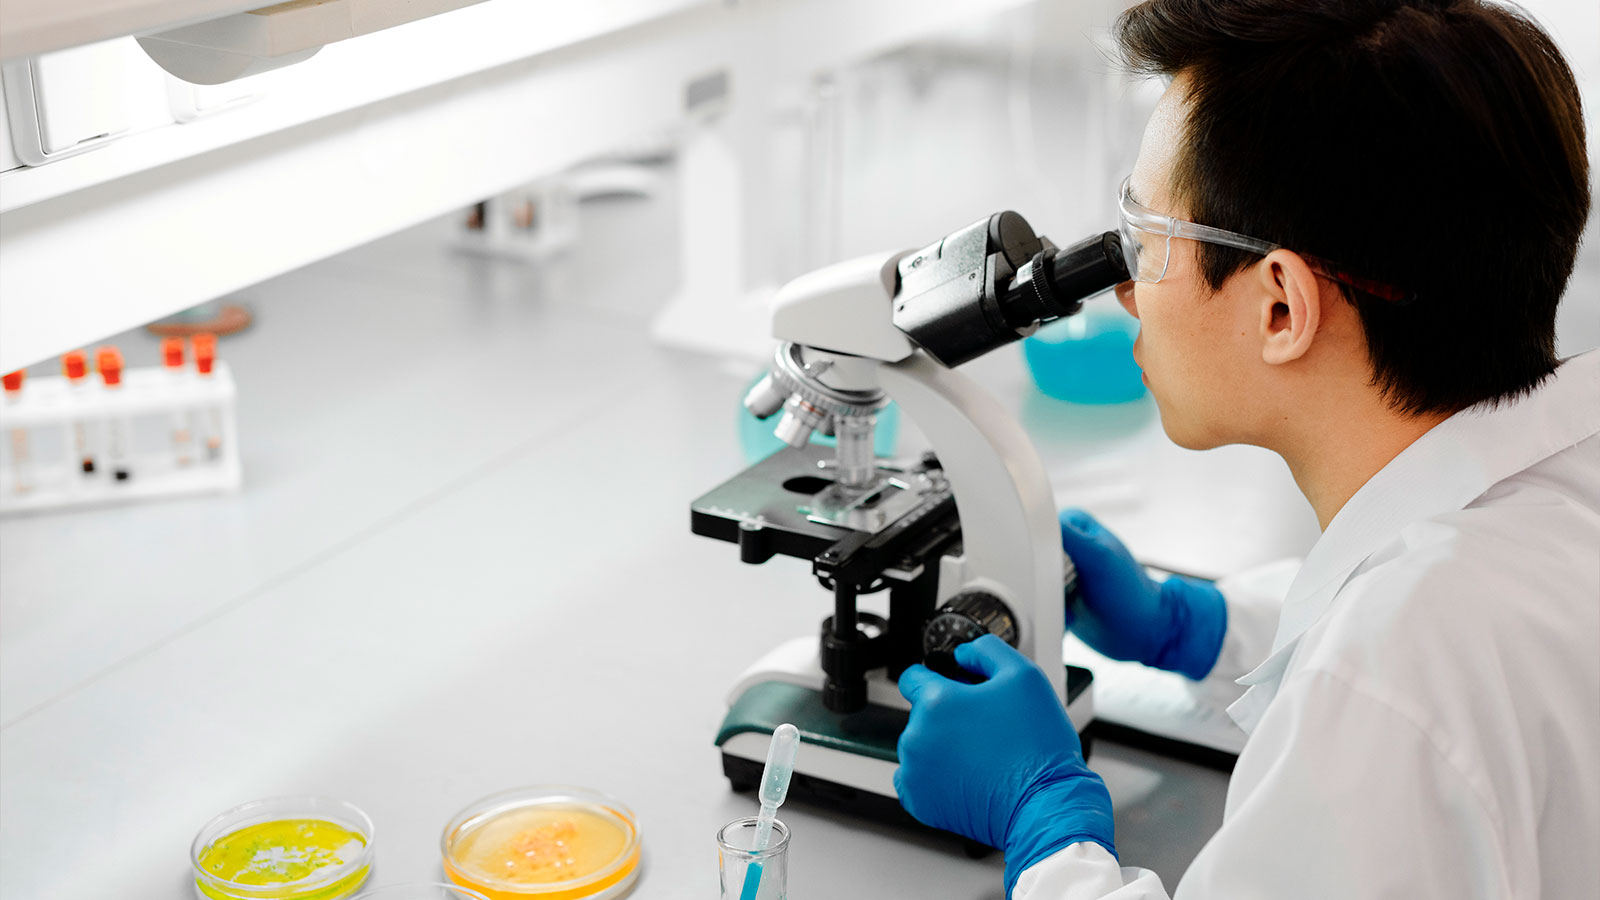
left=442, top=788, right=640, bottom=900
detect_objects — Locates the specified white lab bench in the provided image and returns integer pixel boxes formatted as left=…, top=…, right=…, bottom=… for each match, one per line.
left=0, top=171, right=1328, bottom=897
left=5, top=2, right=1594, bottom=893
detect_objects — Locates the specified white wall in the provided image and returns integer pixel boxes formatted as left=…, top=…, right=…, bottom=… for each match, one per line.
left=1517, top=0, right=1599, bottom=173
left=1517, top=0, right=1600, bottom=355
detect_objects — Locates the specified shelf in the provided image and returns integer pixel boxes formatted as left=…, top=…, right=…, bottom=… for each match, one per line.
left=0, top=0, right=1034, bottom=374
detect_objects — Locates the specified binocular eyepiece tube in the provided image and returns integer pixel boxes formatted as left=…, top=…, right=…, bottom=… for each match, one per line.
left=891, top=213, right=1130, bottom=368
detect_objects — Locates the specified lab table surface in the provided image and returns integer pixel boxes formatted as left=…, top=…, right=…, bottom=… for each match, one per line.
left=0, top=193, right=1321, bottom=899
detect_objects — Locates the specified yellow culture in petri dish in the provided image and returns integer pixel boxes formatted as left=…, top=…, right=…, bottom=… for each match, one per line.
left=442, top=787, right=641, bottom=900
left=192, top=798, right=374, bottom=900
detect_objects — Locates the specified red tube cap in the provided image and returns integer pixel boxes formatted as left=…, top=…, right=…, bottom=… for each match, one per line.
left=96, top=347, right=124, bottom=386
left=162, top=336, right=186, bottom=369
left=62, top=350, right=89, bottom=380
left=2, top=370, right=23, bottom=393
left=192, top=333, right=217, bottom=375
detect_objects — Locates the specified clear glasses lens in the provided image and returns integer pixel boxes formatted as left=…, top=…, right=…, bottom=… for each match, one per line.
left=1118, top=215, right=1142, bottom=282
left=1118, top=218, right=1170, bottom=284
left=1117, top=179, right=1172, bottom=284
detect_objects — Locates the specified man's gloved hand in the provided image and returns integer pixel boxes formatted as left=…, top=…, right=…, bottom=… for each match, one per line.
left=895, top=635, right=1115, bottom=898
left=1060, top=508, right=1227, bottom=680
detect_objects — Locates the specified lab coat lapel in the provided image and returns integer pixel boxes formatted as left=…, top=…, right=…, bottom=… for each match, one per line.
left=1227, top=350, right=1600, bottom=734
left=1227, top=430, right=1497, bottom=736
left=1226, top=567, right=1356, bottom=732
left=1226, top=648, right=1290, bottom=734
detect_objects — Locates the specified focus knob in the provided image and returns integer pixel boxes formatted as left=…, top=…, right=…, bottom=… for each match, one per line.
left=921, top=590, right=1018, bottom=681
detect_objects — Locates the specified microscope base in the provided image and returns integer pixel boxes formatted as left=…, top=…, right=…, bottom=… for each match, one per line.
left=719, top=743, right=1092, bottom=859
left=721, top=750, right=937, bottom=838
left=715, top=669, right=1094, bottom=836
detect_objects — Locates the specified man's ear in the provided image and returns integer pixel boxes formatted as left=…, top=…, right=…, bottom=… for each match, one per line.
left=1256, top=249, right=1323, bottom=366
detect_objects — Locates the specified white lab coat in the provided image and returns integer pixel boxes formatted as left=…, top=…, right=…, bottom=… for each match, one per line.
left=1018, top=349, right=1600, bottom=900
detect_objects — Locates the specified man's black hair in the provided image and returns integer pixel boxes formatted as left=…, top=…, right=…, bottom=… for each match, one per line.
left=1115, top=0, right=1590, bottom=414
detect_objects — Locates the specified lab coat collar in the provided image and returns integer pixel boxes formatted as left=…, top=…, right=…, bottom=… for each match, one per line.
left=1228, top=349, right=1600, bottom=731
left=1269, top=348, right=1599, bottom=653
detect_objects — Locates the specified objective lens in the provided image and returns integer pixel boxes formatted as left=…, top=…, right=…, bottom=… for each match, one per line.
left=773, top=398, right=825, bottom=448
left=743, top=373, right=788, bottom=420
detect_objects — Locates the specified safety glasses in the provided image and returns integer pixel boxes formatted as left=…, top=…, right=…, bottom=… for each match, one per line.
left=1117, top=177, right=1410, bottom=303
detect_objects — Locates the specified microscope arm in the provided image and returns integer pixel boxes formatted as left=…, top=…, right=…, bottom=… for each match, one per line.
left=876, top=353, right=1067, bottom=701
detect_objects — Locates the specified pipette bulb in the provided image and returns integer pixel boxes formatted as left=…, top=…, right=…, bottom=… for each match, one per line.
left=759, top=724, right=801, bottom=809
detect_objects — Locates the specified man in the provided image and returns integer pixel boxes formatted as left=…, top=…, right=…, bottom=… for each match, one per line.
left=892, top=1, right=1598, bottom=897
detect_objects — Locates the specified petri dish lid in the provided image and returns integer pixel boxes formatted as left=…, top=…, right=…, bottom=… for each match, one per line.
left=440, top=786, right=641, bottom=900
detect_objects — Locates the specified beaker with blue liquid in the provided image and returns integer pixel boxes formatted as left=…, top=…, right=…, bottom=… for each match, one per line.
left=1022, top=300, right=1145, bottom=404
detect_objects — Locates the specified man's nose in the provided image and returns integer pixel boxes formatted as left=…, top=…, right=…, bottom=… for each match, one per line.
left=1115, top=280, right=1139, bottom=319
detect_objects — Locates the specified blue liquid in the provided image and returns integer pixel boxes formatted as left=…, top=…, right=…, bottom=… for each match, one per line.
left=736, top=377, right=902, bottom=464
left=1022, top=304, right=1145, bottom=405
left=739, top=861, right=764, bottom=900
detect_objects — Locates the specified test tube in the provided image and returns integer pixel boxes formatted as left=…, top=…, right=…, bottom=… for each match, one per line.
left=62, top=350, right=97, bottom=474
left=191, top=333, right=224, bottom=462
left=2, top=370, right=34, bottom=493
left=96, top=347, right=132, bottom=482
left=162, top=337, right=195, bottom=466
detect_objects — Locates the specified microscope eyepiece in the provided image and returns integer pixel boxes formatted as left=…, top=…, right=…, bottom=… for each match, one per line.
left=890, top=212, right=1130, bottom=367
left=1054, top=231, right=1130, bottom=296
left=1000, top=231, right=1129, bottom=331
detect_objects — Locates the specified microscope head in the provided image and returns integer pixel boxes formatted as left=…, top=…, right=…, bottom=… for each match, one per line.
left=747, top=213, right=1129, bottom=507
left=892, top=213, right=1129, bottom=367
left=768, top=251, right=915, bottom=361
left=766, top=212, right=1129, bottom=373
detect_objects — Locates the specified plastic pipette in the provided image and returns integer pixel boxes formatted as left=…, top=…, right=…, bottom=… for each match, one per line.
left=740, top=723, right=799, bottom=900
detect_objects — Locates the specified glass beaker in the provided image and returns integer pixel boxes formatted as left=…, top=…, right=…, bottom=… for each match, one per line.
left=717, top=817, right=790, bottom=900
left=1021, top=301, right=1146, bottom=404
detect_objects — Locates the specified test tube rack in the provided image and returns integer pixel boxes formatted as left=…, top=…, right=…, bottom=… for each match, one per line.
left=0, top=363, right=241, bottom=516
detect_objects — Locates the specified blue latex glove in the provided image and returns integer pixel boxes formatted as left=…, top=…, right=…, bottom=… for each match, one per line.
left=895, top=635, right=1115, bottom=898
left=1060, top=508, right=1227, bottom=680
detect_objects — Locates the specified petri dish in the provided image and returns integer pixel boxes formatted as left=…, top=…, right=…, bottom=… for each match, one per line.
left=440, top=786, right=641, bottom=900
left=191, top=797, right=375, bottom=900
left=354, top=884, right=490, bottom=900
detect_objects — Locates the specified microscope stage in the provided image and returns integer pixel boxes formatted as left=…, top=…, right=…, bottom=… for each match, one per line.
left=691, top=445, right=949, bottom=564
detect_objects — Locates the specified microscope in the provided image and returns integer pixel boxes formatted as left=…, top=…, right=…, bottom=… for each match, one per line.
left=692, top=211, right=1129, bottom=829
